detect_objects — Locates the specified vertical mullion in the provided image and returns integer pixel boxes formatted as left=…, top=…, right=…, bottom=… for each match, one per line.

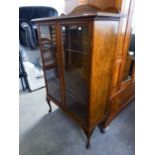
left=131, top=61, right=135, bottom=82
left=55, top=21, right=66, bottom=106
left=87, top=21, right=94, bottom=127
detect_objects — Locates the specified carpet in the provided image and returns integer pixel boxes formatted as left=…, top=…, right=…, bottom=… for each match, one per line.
left=19, top=89, right=135, bottom=155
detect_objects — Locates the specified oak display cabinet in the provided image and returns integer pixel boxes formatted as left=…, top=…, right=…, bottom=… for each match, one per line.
left=32, top=4, right=134, bottom=149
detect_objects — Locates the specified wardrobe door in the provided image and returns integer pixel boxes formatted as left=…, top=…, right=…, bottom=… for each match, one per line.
left=122, top=33, right=135, bottom=82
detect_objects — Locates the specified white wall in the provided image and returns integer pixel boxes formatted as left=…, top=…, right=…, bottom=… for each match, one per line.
left=19, top=0, right=89, bottom=15
left=65, top=0, right=79, bottom=14
left=65, top=0, right=88, bottom=14
left=19, top=0, right=65, bottom=15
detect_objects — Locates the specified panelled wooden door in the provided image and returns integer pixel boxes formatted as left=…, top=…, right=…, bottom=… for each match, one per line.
left=110, top=0, right=135, bottom=96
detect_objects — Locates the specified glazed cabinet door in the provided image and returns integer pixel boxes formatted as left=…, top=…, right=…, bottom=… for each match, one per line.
left=60, top=23, right=91, bottom=123
left=120, top=0, right=135, bottom=86
left=37, top=24, right=63, bottom=105
left=121, top=33, right=135, bottom=83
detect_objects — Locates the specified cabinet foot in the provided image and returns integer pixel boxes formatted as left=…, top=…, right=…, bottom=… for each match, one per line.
left=46, top=97, right=52, bottom=113
left=86, top=137, right=91, bottom=149
left=100, top=127, right=105, bottom=134
left=83, top=128, right=95, bottom=150
left=98, top=121, right=106, bottom=134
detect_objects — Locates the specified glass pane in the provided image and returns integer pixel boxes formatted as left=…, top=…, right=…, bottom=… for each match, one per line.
left=122, top=34, right=135, bottom=82
left=39, top=25, right=57, bottom=67
left=42, top=48, right=56, bottom=66
left=39, top=25, right=56, bottom=44
left=39, top=25, right=62, bottom=103
left=61, top=25, right=89, bottom=122
left=45, top=68, right=61, bottom=103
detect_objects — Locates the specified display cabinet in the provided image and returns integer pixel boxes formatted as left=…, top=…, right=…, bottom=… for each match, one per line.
left=32, top=3, right=134, bottom=149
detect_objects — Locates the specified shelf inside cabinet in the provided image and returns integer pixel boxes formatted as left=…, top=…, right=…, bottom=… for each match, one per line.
left=65, top=49, right=88, bottom=55
left=44, top=63, right=57, bottom=70
left=41, top=42, right=56, bottom=50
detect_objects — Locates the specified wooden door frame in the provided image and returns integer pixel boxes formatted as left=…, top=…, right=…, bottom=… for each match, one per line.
left=118, top=0, right=135, bottom=89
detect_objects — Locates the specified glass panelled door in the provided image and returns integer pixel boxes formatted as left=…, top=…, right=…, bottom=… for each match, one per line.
left=122, top=33, right=135, bottom=82
left=39, top=25, right=62, bottom=103
left=61, top=24, right=90, bottom=122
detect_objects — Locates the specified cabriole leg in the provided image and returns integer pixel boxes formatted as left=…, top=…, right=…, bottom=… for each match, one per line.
left=100, top=126, right=105, bottom=134
left=84, top=128, right=95, bottom=149
left=86, top=136, right=91, bottom=149
left=99, top=122, right=105, bottom=134
left=46, top=97, right=52, bottom=113
left=98, top=121, right=106, bottom=134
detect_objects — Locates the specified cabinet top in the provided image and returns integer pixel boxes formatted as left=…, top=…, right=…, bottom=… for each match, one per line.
left=32, top=4, right=125, bottom=23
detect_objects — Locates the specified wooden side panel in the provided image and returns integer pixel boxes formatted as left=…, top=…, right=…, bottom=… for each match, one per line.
left=89, top=21, right=119, bottom=126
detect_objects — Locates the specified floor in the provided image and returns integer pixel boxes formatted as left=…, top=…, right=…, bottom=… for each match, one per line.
left=19, top=88, right=135, bottom=155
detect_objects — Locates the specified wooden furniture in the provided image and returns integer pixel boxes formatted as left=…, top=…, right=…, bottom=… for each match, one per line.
left=32, top=0, right=134, bottom=149
left=88, top=0, right=135, bottom=128
left=95, top=0, right=135, bottom=127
